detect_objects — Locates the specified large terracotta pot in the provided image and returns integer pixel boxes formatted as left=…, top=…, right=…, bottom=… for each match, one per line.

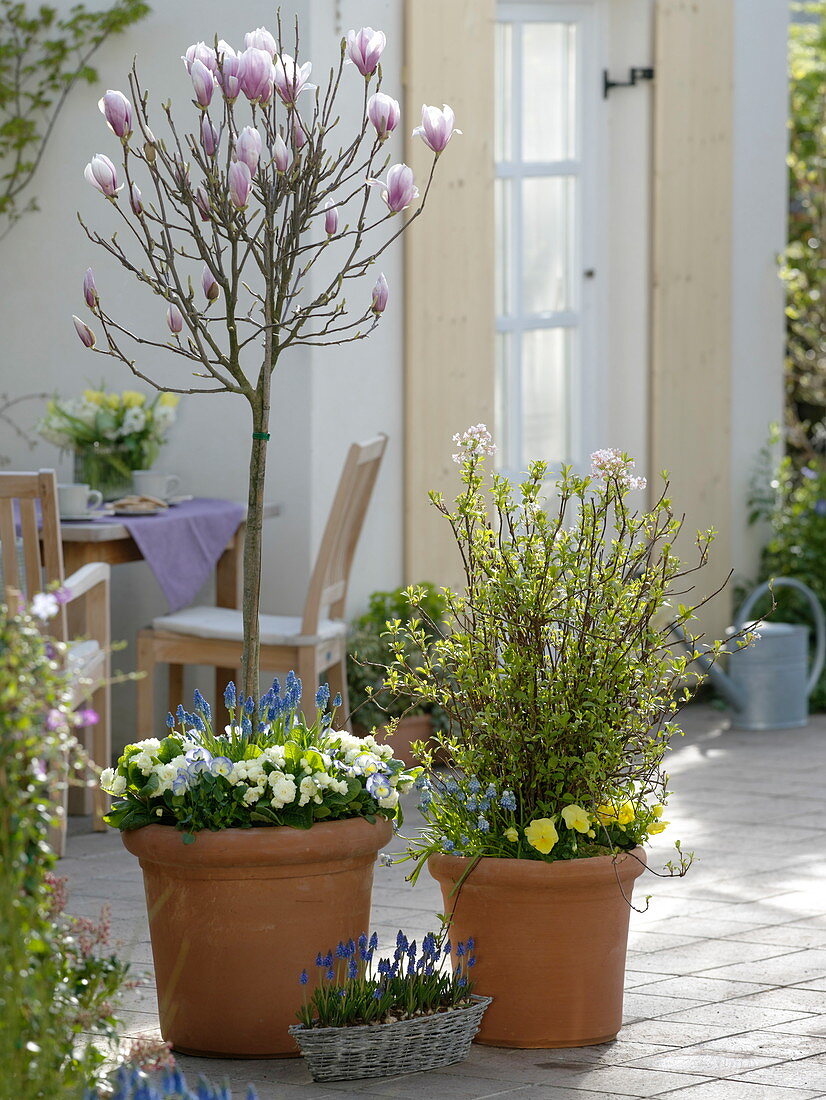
left=123, top=817, right=393, bottom=1057
left=428, top=847, right=646, bottom=1049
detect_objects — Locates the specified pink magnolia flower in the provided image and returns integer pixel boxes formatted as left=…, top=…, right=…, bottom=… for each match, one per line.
left=235, top=126, right=262, bottom=174
left=194, top=186, right=211, bottom=221
left=371, top=273, right=389, bottom=314
left=72, top=315, right=96, bottom=348
left=368, top=163, right=419, bottom=213
left=292, top=118, right=308, bottom=150
left=130, top=182, right=143, bottom=215
left=98, top=90, right=132, bottom=139
left=273, top=53, right=315, bottom=104
left=273, top=134, right=291, bottom=173
left=217, top=52, right=242, bottom=101
left=202, top=265, right=220, bottom=302
left=190, top=58, right=215, bottom=108
left=200, top=116, right=219, bottom=157
left=228, top=160, right=252, bottom=209
left=345, top=27, right=386, bottom=77
left=76, top=708, right=99, bottom=727
left=183, top=42, right=217, bottom=74
left=166, top=303, right=184, bottom=334
left=83, top=268, right=98, bottom=309
left=324, top=200, right=338, bottom=236
left=367, top=92, right=400, bottom=141
left=84, top=153, right=122, bottom=198
left=413, top=104, right=461, bottom=154
left=238, top=47, right=274, bottom=103
left=244, top=26, right=277, bottom=56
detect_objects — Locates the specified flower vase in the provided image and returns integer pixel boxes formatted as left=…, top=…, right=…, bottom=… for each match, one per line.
left=74, top=444, right=136, bottom=501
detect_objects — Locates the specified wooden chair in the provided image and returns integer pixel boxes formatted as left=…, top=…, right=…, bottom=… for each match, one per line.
left=0, top=470, right=111, bottom=848
left=136, top=434, right=388, bottom=733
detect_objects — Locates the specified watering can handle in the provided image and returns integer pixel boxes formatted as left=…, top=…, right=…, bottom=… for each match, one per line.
left=735, top=578, right=826, bottom=696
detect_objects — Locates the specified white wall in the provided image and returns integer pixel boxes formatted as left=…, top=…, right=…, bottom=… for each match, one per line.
left=0, top=0, right=405, bottom=751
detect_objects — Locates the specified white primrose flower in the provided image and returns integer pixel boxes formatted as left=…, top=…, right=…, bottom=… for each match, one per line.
left=100, top=767, right=115, bottom=790
left=109, top=774, right=127, bottom=796
left=299, top=776, right=321, bottom=807
left=270, top=775, right=297, bottom=809
left=243, top=786, right=262, bottom=805
left=132, top=752, right=155, bottom=775
left=378, top=790, right=400, bottom=810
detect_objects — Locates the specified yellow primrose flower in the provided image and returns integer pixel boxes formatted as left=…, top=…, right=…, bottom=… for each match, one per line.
left=617, top=801, right=635, bottom=826
left=587, top=829, right=596, bottom=838
left=105, top=393, right=120, bottom=409
left=121, top=390, right=146, bottom=408
left=504, top=827, right=519, bottom=843
left=83, top=389, right=105, bottom=406
left=560, top=804, right=591, bottom=833
left=649, top=820, right=669, bottom=834
left=158, top=392, right=180, bottom=408
left=525, top=818, right=558, bottom=855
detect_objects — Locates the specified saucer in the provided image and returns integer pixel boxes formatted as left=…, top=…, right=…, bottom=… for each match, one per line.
left=60, top=512, right=96, bottom=521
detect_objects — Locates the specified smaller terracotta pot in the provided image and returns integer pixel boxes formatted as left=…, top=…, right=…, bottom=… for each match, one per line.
left=429, top=848, right=646, bottom=1049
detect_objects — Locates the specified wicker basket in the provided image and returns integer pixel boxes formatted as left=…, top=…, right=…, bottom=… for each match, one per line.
left=289, top=995, right=492, bottom=1081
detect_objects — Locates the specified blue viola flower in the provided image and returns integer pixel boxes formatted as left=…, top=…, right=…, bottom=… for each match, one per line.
left=209, top=756, right=233, bottom=778
left=366, top=772, right=392, bottom=800
left=172, top=769, right=189, bottom=796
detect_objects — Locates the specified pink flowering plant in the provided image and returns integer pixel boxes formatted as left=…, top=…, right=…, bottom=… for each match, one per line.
left=74, top=18, right=456, bottom=700
left=386, top=429, right=738, bottom=873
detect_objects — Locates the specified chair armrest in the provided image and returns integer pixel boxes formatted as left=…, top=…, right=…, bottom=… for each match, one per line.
left=63, top=561, right=111, bottom=601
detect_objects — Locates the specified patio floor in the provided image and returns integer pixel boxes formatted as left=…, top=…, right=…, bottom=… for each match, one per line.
left=64, top=705, right=826, bottom=1099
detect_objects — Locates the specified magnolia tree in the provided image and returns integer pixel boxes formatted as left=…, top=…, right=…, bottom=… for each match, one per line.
left=73, top=20, right=458, bottom=702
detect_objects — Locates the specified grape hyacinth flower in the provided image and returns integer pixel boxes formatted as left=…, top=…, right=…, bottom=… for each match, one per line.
left=84, top=153, right=122, bottom=198
left=166, top=303, right=184, bottom=334
left=345, top=27, right=386, bottom=77
left=371, top=273, right=389, bottom=314
left=98, top=89, right=132, bottom=139
left=367, top=92, right=400, bottom=141
left=413, top=103, right=462, bottom=154
left=72, top=315, right=96, bottom=348
left=368, top=163, right=419, bottom=213
left=273, top=53, right=315, bottom=104
left=500, top=788, right=517, bottom=811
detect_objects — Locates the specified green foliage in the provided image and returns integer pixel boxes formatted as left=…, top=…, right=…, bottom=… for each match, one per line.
left=348, top=584, right=448, bottom=731
left=750, top=451, right=826, bottom=708
left=0, top=599, right=129, bottom=1097
left=783, top=4, right=826, bottom=457
left=385, top=443, right=726, bottom=868
left=0, top=0, right=149, bottom=233
left=296, top=930, right=476, bottom=1030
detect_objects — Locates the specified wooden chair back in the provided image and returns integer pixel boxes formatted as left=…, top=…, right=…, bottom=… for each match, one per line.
left=301, top=435, right=388, bottom=636
left=0, top=470, right=67, bottom=640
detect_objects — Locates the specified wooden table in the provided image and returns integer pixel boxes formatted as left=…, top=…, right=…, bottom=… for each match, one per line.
left=58, top=501, right=281, bottom=717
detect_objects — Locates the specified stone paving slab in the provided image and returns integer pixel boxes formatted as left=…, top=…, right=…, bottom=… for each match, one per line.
left=62, top=705, right=826, bottom=1098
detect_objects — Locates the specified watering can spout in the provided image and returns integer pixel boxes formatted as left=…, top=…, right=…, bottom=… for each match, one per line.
left=668, top=622, right=746, bottom=712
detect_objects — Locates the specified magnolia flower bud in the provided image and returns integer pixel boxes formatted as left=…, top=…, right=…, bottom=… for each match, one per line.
left=324, top=200, right=338, bottom=236
left=244, top=26, right=277, bottom=56
left=413, top=104, right=461, bottom=154
left=235, top=127, right=262, bottom=175
left=202, top=265, right=220, bottom=302
left=292, top=118, right=308, bottom=150
left=84, top=153, right=122, bottom=198
left=72, top=315, right=96, bottom=348
left=200, top=116, right=219, bottom=157
left=194, top=186, right=211, bottom=221
left=345, top=27, right=386, bottom=77
left=273, top=134, right=291, bottom=174
left=367, top=92, right=400, bottom=141
left=98, top=90, right=133, bottom=139
left=191, top=59, right=215, bottom=109
left=83, top=268, right=98, bottom=309
left=371, top=273, right=389, bottom=314
left=183, top=42, right=217, bottom=74
left=238, top=47, right=274, bottom=103
left=228, top=160, right=252, bottom=209
left=130, top=182, right=143, bottom=215
left=166, top=303, right=184, bottom=334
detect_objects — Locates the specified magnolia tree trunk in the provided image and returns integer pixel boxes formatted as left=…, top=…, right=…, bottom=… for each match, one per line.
left=241, top=386, right=271, bottom=702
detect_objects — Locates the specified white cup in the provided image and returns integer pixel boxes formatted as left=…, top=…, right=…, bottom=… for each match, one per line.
left=57, top=483, right=103, bottom=517
left=132, top=470, right=181, bottom=500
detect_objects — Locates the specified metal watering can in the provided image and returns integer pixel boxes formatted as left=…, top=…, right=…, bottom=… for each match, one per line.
left=674, top=577, right=826, bottom=731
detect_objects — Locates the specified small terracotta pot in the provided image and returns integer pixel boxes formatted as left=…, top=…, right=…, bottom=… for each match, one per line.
left=428, top=847, right=646, bottom=1049
left=123, top=817, right=393, bottom=1058
left=373, top=713, right=434, bottom=767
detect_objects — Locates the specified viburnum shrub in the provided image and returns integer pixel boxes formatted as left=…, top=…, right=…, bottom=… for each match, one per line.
left=385, top=428, right=737, bottom=871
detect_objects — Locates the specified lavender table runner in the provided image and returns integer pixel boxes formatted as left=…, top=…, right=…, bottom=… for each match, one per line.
left=103, top=498, right=246, bottom=612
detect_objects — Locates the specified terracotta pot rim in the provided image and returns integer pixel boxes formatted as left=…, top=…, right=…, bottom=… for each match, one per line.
left=428, top=846, right=647, bottom=886
left=122, top=816, right=394, bottom=868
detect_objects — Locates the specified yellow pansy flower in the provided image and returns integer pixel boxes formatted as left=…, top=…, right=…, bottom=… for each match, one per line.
left=121, top=390, right=146, bottom=408
left=560, top=804, right=591, bottom=833
left=651, top=804, right=665, bottom=819
left=504, top=827, right=519, bottom=843
left=158, top=392, right=180, bottom=408
left=105, top=393, right=120, bottom=409
left=648, top=820, right=669, bottom=834
left=596, top=799, right=635, bottom=827
left=83, top=389, right=105, bottom=406
left=525, top=818, right=558, bottom=855
left=617, top=801, right=635, bottom=825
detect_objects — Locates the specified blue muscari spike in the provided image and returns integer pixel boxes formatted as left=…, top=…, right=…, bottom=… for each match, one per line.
left=247, top=1089, right=258, bottom=1100
left=244, top=695, right=255, bottom=715
left=369, top=931, right=378, bottom=951
left=335, top=940, right=347, bottom=958
left=285, top=669, right=296, bottom=689
left=333, top=691, right=342, bottom=708
left=176, top=703, right=186, bottom=721
left=358, top=931, right=368, bottom=951
left=224, top=681, right=236, bottom=708
left=267, top=706, right=277, bottom=722
left=347, top=957, right=358, bottom=979
left=324, top=951, right=333, bottom=967
left=166, top=712, right=175, bottom=728
left=316, top=683, right=330, bottom=709
left=241, top=715, right=252, bottom=735
left=192, top=715, right=205, bottom=733
left=271, top=676, right=281, bottom=696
